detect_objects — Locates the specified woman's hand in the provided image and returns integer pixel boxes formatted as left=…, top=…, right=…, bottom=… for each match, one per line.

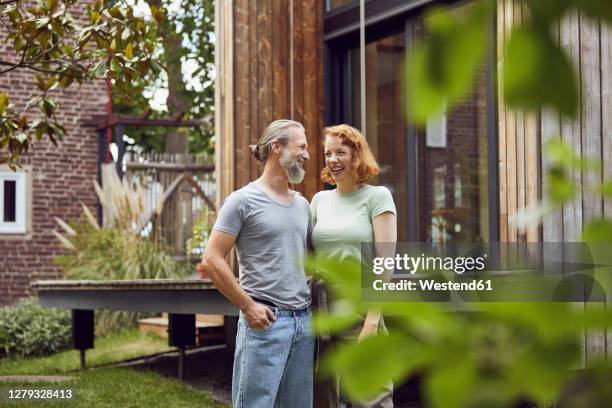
left=357, top=320, right=378, bottom=342
left=358, top=309, right=381, bottom=342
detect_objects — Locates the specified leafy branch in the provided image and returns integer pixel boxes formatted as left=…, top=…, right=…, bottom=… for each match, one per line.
left=0, top=0, right=166, bottom=167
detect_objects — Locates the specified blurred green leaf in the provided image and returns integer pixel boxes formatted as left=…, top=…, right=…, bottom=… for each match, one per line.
left=544, top=139, right=581, bottom=168
left=321, top=332, right=426, bottom=401
left=525, top=0, right=574, bottom=23
left=575, top=0, right=612, bottom=25
left=479, top=303, right=577, bottom=340
left=582, top=219, right=612, bottom=242
left=547, top=166, right=577, bottom=203
left=312, top=310, right=361, bottom=335
left=505, top=25, right=579, bottom=116
left=508, top=339, right=579, bottom=402
left=426, top=359, right=477, bottom=408
left=406, top=2, right=490, bottom=124
left=305, top=256, right=363, bottom=302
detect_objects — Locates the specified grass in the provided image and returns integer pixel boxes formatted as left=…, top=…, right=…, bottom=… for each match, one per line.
left=0, top=328, right=174, bottom=375
left=0, top=368, right=226, bottom=407
left=0, top=328, right=229, bottom=407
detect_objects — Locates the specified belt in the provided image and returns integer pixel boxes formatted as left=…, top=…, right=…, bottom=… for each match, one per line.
left=272, top=306, right=311, bottom=317
left=251, top=296, right=278, bottom=308
left=251, top=297, right=311, bottom=316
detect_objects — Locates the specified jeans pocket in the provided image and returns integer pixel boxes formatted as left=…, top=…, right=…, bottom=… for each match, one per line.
left=246, top=318, right=275, bottom=333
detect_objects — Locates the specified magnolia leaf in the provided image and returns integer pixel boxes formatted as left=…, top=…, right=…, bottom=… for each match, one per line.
left=125, top=42, right=133, bottom=59
left=0, top=91, right=8, bottom=113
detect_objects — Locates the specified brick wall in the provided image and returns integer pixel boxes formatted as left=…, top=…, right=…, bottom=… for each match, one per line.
left=0, top=1, right=108, bottom=305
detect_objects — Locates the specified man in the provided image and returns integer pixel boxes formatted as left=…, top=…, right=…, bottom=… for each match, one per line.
left=199, top=119, right=314, bottom=408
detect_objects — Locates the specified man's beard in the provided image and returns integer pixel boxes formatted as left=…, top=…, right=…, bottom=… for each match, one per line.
left=279, top=149, right=305, bottom=184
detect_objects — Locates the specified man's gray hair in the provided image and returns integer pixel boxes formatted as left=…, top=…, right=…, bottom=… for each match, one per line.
left=249, top=119, right=305, bottom=163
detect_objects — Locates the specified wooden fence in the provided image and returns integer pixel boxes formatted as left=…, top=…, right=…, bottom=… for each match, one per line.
left=124, top=151, right=216, bottom=260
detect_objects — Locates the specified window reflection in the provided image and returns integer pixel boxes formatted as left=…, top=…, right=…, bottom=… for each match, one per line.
left=3, top=180, right=16, bottom=222
left=413, top=12, right=489, bottom=243
left=326, top=0, right=357, bottom=12
left=338, top=1, right=490, bottom=243
left=364, top=32, right=408, bottom=241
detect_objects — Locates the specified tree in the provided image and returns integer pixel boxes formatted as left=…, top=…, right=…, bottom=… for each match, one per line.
left=0, top=0, right=165, bottom=167
left=113, top=0, right=215, bottom=155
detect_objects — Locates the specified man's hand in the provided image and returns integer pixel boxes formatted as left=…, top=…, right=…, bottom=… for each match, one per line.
left=243, top=302, right=277, bottom=330
left=196, top=262, right=207, bottom=278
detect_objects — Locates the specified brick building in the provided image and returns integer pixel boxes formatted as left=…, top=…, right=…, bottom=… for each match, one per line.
left=0, top=1, right=108, bottom=305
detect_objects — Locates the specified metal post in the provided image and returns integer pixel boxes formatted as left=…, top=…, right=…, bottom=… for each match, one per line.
left=359, top=0, right=366, bottom=132
left=72, top=309, right=94, bottom=370
left=178, top=346, right=186, bottom=380
left=168, top=314, right=196, bottom=379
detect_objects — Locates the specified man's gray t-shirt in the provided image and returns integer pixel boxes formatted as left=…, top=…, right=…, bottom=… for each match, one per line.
left=212, top=182, right=311, bottom=310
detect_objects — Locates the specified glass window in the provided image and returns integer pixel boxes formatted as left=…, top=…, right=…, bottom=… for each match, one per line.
left=326, top=0, right=357, bottom=13
left=413, top=13, right=489, bottom=243
left=327, top=0, right=492, bottom=243
left=0, top=171, right=27, bottom=234
left=364, top=31, right=408, bottom=241
left=3, top=180, right=16, bottom=222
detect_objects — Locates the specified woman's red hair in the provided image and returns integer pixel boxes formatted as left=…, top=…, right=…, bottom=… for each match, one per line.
left=320, top=124, right=379, bottom=185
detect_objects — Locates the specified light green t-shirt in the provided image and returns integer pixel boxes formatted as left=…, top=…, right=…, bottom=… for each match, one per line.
left=310, top=184, right=397, bottom=262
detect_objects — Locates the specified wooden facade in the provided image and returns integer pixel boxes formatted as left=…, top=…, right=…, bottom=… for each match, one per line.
left=497, top=1, right=612, bottom=365
left=497, top=1, right=612, bottom=245
left=215, top=0, right=325, bottom=203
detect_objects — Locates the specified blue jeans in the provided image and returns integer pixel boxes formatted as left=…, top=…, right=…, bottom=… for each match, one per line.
left=232, top=307, right=314, bottom=408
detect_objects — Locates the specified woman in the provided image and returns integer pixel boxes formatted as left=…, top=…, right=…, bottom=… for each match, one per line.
left=311, top=124, right=397, bottom=408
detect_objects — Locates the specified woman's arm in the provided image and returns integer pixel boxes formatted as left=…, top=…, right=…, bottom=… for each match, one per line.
left=358, top=211, right=397, bottom=341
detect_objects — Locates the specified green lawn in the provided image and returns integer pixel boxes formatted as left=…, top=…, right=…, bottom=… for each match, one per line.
left=0, top=329, right=173, bottom=375
left=0, top=368, right=226, bottom=407
left=0, top=329, right=228, bottom=407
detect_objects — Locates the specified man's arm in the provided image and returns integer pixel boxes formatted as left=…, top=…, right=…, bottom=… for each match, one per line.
left=200, top=230, right=276, bottom=330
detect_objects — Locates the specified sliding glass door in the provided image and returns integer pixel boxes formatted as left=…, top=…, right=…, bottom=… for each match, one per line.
left=324, top=0, right=497, bottom=243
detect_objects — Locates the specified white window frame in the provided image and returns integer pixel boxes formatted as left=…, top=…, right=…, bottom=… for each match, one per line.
left=426, top=111, right=447, bottom=148
left=0, top=170, right=27, bottom=234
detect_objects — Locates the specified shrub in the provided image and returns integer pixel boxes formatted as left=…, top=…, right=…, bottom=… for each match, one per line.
left=0, top=298, right=72, bottom=358
left=186, top=205, right=216, bottom=258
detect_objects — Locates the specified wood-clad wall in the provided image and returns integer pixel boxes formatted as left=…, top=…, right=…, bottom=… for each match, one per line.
left=216, top=0, right=325, bottom=202
left=215, top=0, right=234, bottom=208
left=497, top=0, right=540, bottom=244
left=497, top=1, right=612, bottom=365
left=497, top=1, right=612, bottom=244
